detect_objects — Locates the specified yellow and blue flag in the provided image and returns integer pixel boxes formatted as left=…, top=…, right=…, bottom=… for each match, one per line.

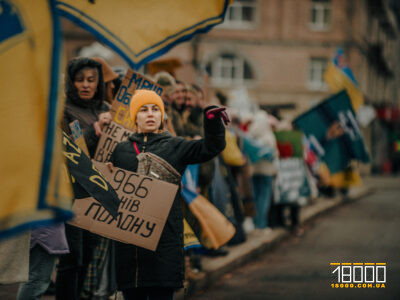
left=0, top=0, right=73, bottom=240
left=56, top=0, right=233, bottom=69
left=324, top=48, right=364, bottom=111
left=182, top=165, right=235, bottom=250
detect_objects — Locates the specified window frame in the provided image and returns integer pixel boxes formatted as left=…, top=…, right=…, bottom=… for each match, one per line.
left=308, top=0, right=332, bottom=32
left=206, top=53, right=255, bottom=86
left=307, top=57, right=329, bottom=91
left=219, top=0, right=259, bottom=30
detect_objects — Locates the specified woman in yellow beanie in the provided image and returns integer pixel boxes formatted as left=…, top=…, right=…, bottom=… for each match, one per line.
left=109, top=89, right=229, bottom=300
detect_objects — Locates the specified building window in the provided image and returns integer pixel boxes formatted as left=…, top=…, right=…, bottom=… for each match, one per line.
left=206, top=53, right=254, bottom=86
left=308, top=57, right=328, bottom=90
left=309, top=0, right=332, bottom=31
left=219, top=0, right=258, bottom=29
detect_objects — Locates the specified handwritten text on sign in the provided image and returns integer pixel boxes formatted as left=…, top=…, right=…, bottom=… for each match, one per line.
left=94, top=121, right=132, bottom=163
left=110, top=69, right=164, bottom=131
left=70, top=161, right=178, bottom=251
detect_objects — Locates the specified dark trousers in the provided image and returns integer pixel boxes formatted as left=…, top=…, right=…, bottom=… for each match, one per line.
left=275, top=204, right=300, bottom=228
left=123, top=287, right=174, bottom=300
left=55, top=224, right=98, bottom=300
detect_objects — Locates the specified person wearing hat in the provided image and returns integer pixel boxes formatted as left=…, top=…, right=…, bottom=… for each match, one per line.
left=109, top=89, right=229, bottom=300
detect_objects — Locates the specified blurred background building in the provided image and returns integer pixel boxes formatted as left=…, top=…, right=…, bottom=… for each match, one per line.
left=62, top=0, right=400, bottom=174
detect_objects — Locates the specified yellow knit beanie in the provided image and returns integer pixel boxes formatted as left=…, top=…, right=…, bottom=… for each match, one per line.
left=130, top=89, right=165, bottom=127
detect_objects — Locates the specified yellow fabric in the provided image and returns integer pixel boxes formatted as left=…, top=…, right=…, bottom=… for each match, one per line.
left=330, top=169, right=362, bottom=188
left=183, top=218, right=200, bottom=250
left=0, top=1, right=72, bottom=237
left=129, top=90, right=165, bottom=126
left=221, top=130, right=246, bottom=167
left=56, top=0, right=233, bottom=68
left=318, top=163, right=362, bottom=188
left=324, top=63, right=364, bottom=112
left=189, top=195, right=235, bottom=250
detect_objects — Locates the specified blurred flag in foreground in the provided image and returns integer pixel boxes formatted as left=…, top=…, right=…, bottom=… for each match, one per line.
left=324, top=48, right=364, bottom=111
left=0, top=0, right=73, bottom=240
left=294, top=91, right=370, bottom=174
left=56, top=0, right=233, bottom=69
left=181, top=165, right=235, bottom=250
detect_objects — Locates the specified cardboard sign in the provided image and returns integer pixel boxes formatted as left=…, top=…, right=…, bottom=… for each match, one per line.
left=69, top=161, right=178, bottom=251
left=275, top=158, right=310, bottom=206
left=93, top=70, right=164, bottom=162
left=94, top=121, right=132, bottom=163
left=110, top=69, right=164, bottom=131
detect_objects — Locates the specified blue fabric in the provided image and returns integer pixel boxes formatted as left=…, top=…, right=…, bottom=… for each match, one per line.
left=242, top=135, right=275, bottom=164
left=252, top=175, right=273, bottom=229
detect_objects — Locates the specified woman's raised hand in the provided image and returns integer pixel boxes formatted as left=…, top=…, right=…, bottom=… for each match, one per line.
left=205, top=106, right=230, bottom=125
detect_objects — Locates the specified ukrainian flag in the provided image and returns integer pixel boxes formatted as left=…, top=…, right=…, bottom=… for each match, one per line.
left=56, top=0, right=233, bottom=69
left=182, top=165, right=235, bottom=250
left=324, top=48, right=364, bottom=111
left=0, top=0, right=73, bottom=239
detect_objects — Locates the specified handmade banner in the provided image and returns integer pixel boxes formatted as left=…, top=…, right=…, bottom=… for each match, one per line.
left=70, top=162, right=178, bottom=251
left=294, top=91, right=370, bottom=174
left=56, top=0, right=233, bottom=69
left=94, top=70, right=164, bottom=162
left=94, top=121, right=132, bottom=163
left=110, top=69, right=164, bottom=131
left=324, top=48, right=364, bottom=111
left=0, top=0, right=72, bottom=239
left=63, top=133, right=119, bottom=218
left=275, top=158, right=310, bottom=206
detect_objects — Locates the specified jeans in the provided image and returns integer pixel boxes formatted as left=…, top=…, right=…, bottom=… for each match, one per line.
left=17, top=245, right=57, bottom=300
left=252, top=175, right=273, bottom=229
left=123, top=287, right=174, bottom=300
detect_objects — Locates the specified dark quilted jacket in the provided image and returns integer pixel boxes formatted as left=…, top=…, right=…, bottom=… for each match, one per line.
left=109, top=108, right=226, bottom=289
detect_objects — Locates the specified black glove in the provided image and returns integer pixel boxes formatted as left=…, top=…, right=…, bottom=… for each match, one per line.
left=205, top=106, right=230, bottom=125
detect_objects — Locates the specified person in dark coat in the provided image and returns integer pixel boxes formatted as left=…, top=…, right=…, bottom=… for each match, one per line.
left=56, top=57, right=112, bottom=300
left=109, top=90, right=228, bottom=300
left=62, top=57, right=111, bottom=157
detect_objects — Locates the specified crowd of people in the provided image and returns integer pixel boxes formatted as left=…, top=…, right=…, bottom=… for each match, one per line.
left=15, top=56, right=327, bottom=300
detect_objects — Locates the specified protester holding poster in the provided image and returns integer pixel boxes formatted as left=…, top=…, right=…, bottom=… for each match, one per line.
left=109, top=90, right=228, bottom=299
left=57, top=57, right=112, bottom=300
left=62, top=57, right=112, bottom=157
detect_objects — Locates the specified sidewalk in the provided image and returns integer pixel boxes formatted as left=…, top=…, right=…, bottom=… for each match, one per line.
left=178, top=184, right=373, bottom=299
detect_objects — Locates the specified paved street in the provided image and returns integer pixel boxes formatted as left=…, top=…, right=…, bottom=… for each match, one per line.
left=1, top=177, right=399, bottom=300
left=190, top=177, right=400, bottom=300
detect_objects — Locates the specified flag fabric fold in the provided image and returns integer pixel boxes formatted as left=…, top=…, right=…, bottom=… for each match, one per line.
left=181, top=164, right=235, bottom=250
left=294, top=91, right=370, bottom=174
left=56, top=0, right=233, bottom=69
left=0, top=0, right=73, bottom=240
left=324, top=48, right=364, bottom=111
